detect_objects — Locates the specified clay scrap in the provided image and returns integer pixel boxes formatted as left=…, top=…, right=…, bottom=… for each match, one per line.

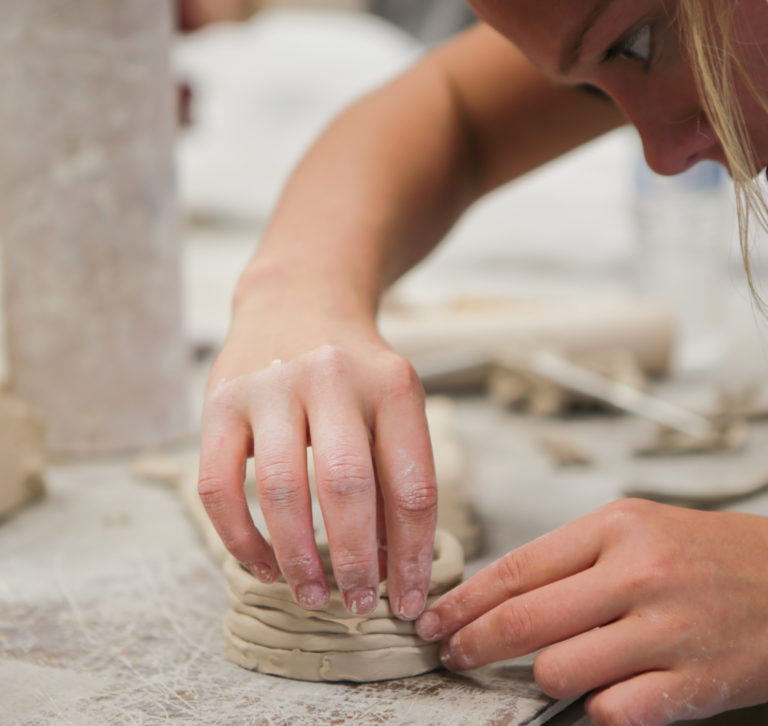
left=0, top=391, right=45, bottom=521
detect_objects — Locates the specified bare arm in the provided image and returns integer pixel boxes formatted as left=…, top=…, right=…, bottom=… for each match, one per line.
left=198, top=22, right=625, bottom=620
left=241, top=23, right=624, bottom=312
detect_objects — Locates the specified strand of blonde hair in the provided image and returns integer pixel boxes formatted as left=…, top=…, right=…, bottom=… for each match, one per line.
left=677, top=0, right=768, bottom=311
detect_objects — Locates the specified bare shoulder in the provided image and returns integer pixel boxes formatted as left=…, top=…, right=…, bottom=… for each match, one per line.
left=425, top=23, right=626, bottom=191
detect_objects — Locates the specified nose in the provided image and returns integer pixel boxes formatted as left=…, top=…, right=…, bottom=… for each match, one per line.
left=631, top=107, right=718, bottom=176
left=603, top=73, right=719, bottom=175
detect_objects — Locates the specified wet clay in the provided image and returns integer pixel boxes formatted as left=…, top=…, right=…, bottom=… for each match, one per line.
left=0, top=392, right=45, bottom=520
left=221, top=529, right=464, bottom=681
left=175, top=448, right=465, bottom=681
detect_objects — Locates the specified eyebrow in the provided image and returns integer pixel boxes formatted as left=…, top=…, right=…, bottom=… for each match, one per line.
left=557, top=0, right=619, bottom=74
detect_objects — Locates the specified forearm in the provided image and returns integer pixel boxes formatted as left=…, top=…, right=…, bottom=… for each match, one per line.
left=235, top=60, right=479, bottom=330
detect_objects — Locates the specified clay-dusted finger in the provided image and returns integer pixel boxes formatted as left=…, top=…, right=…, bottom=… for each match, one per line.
left=439, top=564, right=625, bottom=671
left=416, top=509, right=606, bottom=642
left=533, top=616, right=673, bottom=700
left=585, top=670, right=706, bottom=726
left=310, top=422, right=379, bottom=615
left=304, top=348, right=380, bottom=615
left=251, top=364, right=329, bottom=610
left=198, top=384, right=278, bottom=581
left=373, top=358, right=438, bottom=621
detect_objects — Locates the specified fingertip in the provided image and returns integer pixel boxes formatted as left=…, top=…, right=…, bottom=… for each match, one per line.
left=246, top=562, right=279, bottom=584
left=396, top=589, right=426, bottom=621
left=386, top=538, right=434, bottom=621
left=440, top=635, right=474, bottom=672
left=415, top=610, right=441, bottom=641
left=296, top=581, right=331, bottom=610
left=343, top=587, right=379, bottom=615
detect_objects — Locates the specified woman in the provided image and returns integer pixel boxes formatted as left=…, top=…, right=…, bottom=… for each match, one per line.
left=197, top=1, right=768, bottom=722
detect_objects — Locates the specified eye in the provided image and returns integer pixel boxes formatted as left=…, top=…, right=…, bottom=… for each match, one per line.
left=604, top=23, right=652, bottom=65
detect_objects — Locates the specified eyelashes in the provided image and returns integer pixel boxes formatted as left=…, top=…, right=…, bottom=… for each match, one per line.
left=603, top=22, right=653, bottom=71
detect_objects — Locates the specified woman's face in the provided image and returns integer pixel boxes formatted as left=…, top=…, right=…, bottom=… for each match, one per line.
left=469, top=0, right=768, bottom=177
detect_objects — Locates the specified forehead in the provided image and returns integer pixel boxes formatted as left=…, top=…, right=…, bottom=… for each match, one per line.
left=468, top=0, right=633, bottom=74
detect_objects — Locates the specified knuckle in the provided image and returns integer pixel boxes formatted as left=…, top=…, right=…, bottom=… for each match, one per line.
left=495, top=549, right=530, bottom=597
left=332, top=553, right=373, bottom=587
left=623, top=553, right=672, bottom=595
left=622, top=534, right=680, bottom=593
left=603, top=498, right=653, bottom=531
left=498, top=603, right=534, bottom=647
left=318, top=456, right=372, bottom=497
left=204, top=376, right=243, bottom=414
left=197, top=473, right=228, bottom=512
left=533, top=653, right=571, bottom=699
left=309, top=345, right=349, bottom=380
left=381, top=355, right=423, bottom=400
left=392, top=479, right=438, bottom=518
left=257, top=463, right=302, bottom=507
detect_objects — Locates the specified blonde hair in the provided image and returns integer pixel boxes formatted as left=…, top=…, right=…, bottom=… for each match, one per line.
left=677, top=0, right=768, bottom=309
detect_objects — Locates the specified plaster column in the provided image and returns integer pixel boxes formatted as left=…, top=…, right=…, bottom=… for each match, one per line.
left=0, top=0, right=188, bottom=454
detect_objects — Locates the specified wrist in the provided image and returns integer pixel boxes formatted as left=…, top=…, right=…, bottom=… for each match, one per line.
left=233, top=254, right=379, bottom=329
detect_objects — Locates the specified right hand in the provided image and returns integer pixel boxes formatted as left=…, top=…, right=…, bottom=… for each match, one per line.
left=197, top=278, right=438, bottom=620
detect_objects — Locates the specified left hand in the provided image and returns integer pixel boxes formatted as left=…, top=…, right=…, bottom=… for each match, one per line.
left=415, top=499, right=768, bottom=726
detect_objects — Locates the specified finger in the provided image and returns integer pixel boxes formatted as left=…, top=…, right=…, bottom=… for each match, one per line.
left=439, top=565, right=626, bottom=671
left=534, top=616, right=672, bottom=699
left=585, top=670, right=713, bottom=726
left=306, top=352, right=379, bottom=615
left=251, top=365, right=329, bottom=611
left=198, top=392, right=278, bottom=582
left=416, top=510, right=605, bottom=641
left=374, top=361, right=437, bottom=621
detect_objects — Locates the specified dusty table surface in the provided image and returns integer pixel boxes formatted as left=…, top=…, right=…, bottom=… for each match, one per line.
left=1, top=457, right=577, bottom=726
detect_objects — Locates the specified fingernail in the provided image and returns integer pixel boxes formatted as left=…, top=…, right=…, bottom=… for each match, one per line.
left=416, top=610, right=441, bottom=640
left=398, top=589, right=425, bottom=621
left=344, top=587, right=378, bottom=615
left=296, top=582, right=329, bottom=610
left=248, top=563, right=277, bottom=583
